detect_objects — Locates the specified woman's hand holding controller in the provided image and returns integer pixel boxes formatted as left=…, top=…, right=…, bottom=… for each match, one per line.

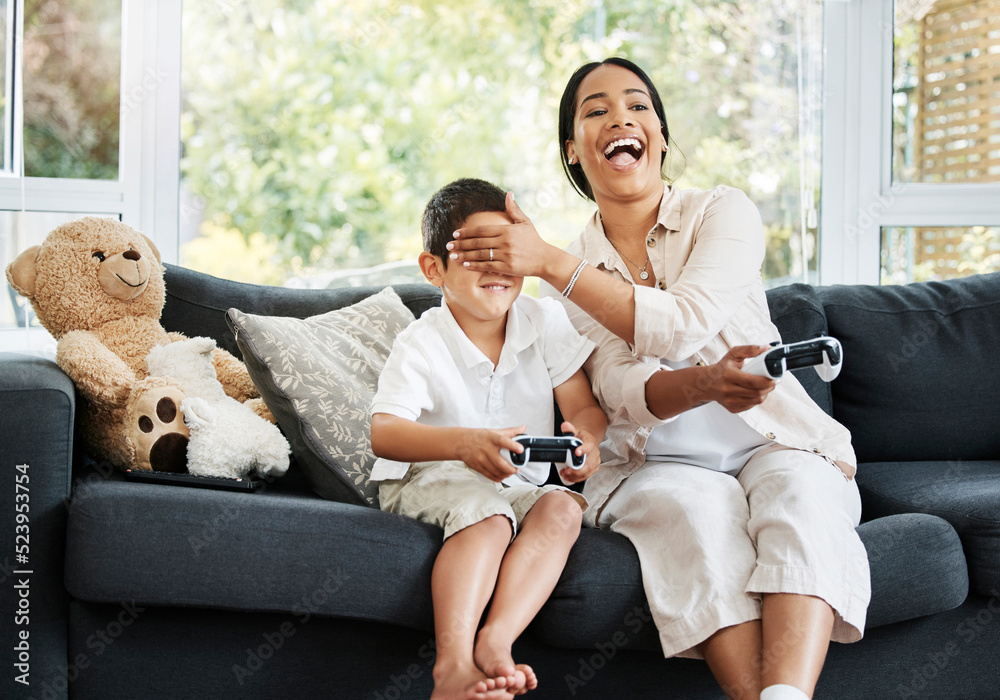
left=705, top=345, right=776, bottom=414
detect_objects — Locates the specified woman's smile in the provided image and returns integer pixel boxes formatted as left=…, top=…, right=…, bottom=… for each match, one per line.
left=602, top=134, right=646, bottom=170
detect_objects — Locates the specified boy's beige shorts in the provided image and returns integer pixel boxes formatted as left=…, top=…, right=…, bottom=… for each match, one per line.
left=379, top=460, right=588, bottom=540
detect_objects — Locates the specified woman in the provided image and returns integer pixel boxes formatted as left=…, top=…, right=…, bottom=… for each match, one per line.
left=447, top=57, right=870, bottom=700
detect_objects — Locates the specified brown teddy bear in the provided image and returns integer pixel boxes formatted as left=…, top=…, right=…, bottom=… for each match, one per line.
left=5, top=216, right=272, bottom=473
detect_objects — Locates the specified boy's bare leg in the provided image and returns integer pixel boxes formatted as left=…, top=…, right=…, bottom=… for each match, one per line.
left=474, top=492, right=583, bottom=694
left=432, top=514, right=517, bottom=700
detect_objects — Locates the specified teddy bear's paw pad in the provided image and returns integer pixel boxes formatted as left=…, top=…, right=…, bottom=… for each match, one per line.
left=133, top=388, right=190, bottom=473
left=149, top=431, right=189, bottom=474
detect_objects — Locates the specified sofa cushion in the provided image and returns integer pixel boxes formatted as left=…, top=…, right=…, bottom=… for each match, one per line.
left=857, top=459, right=1000, bottom=596
left=765, top=283, right=833, bottom=415
left=227, top=287, right=414, bottom=506
left=65, top=476, right=440, bottom=631
left=64, top=474, right=967, bottom=647
left=161, top=263, right=441, bottom=360
left=818, top=272, right=1000, bottom=463
left=855, top=512, right=969, bottom=625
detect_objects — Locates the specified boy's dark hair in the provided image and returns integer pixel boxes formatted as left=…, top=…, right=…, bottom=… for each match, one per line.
left=421, top=178, right=507, bottom=268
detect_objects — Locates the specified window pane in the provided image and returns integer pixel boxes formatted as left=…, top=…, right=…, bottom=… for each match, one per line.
left=23, top=0, right=122, bottom=180
left=892, top=0, right=1000, bottom=184
left=0, top=0, right=9, bottom=172
left=881, top=224, right=1000, bottom=283
left=180, top=0, right=823, bottom=288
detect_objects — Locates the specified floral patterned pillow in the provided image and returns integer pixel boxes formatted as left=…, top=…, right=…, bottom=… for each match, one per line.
left=226, top=287, right=415, bottom=506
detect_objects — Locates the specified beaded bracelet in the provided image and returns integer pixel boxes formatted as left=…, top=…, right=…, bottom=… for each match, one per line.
left=562, top=260, right=588, bottom=298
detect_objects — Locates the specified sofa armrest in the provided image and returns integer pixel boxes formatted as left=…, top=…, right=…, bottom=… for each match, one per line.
left=1, top=353, right=75, bottom=699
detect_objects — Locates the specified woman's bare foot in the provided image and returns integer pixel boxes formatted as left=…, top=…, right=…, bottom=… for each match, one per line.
left=431, top=659, right=516, bottom=700
left=473, top=628, right=537, bottom=695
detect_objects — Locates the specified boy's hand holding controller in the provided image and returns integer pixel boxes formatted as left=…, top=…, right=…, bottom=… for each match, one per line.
left=556, top=420, right=601, bottom=484
left=455, top=425, right=528, bottom=482
left=454, top=422, right=599, bottom=484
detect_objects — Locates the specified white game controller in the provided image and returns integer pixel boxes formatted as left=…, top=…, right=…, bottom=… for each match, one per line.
left=502, top=435, right=586, bottom=470
left=742, top=336, right=843, bottom=382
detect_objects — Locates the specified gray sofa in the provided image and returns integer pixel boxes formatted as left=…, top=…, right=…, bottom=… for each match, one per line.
left=3, top=264, right=1000, bottom=699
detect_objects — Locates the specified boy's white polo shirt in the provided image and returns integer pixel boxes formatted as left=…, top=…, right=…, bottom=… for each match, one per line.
left=370, top=294, right=595, bottom=486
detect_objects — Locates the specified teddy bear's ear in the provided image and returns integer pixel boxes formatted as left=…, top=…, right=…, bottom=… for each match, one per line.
left=141, top=234, right=162, bottom=265
left=5, top=245, right=41, bottom=299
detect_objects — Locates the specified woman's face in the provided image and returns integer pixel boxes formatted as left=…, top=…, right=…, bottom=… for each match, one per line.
left=565, top=63, right=666, bottom=204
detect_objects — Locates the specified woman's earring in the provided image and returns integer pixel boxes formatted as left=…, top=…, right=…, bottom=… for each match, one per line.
left=567, top=156, right=577, bottom=165
left=662, top=144, right=669, bottom=152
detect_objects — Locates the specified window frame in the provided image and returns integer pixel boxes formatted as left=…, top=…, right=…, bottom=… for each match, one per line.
left=0, top=0, right=180, bottom=351
left=820, top=0, right=1000, bottom=285
left=0, top=0, right=182, bottom=261
left=8, top=0, right=997, bottom=292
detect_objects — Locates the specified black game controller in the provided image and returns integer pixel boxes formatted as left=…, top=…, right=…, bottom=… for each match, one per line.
left=504, top=435, right=586, bottom=470
left=742, top=336, right=843, bottom=382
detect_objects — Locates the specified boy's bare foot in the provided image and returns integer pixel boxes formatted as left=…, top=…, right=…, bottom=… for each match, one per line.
left=511, top=664, right=537, bottom=695
left=473, top=629, right=538, bottom=695
left=431, top=660, right=516, bottom=700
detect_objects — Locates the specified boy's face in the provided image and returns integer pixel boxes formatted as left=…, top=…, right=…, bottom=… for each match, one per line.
left=420, top=211, right=524, bottom=330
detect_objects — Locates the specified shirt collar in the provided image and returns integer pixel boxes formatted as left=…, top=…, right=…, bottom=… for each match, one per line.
left=579, top=183, right=681, bottom=271
left=497, top=300, right=537, bottom=375
left=438, top=296, right=538, bottom=374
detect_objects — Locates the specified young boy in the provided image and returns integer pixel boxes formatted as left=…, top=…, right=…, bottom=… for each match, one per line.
left=369, top=178, right=607, bottom=700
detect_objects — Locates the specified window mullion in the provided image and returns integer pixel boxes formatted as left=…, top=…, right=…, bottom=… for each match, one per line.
left=10, top=0, right=22, bottom=180
left=3, top=0, right=16, bottom=174
left=119, top=0, right=181, bottom=264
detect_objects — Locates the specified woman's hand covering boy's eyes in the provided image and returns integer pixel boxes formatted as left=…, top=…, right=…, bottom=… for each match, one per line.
left=447, top=192, right=554, bottom=279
